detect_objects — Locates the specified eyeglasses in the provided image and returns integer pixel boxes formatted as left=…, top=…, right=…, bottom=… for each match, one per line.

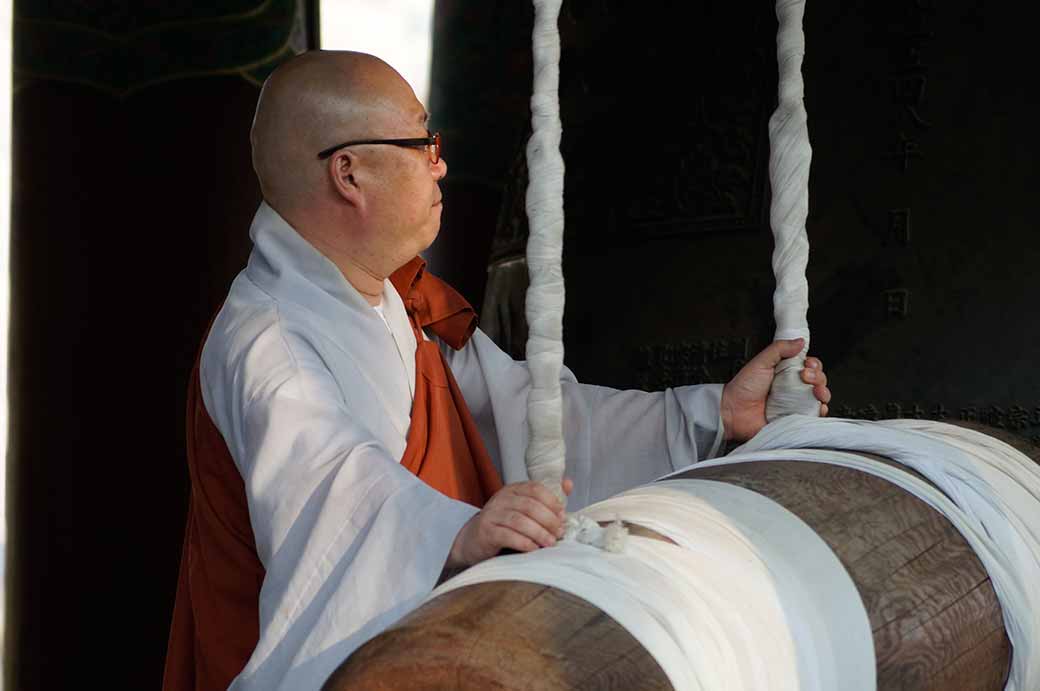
left=317, top=131, right=441, bottom=164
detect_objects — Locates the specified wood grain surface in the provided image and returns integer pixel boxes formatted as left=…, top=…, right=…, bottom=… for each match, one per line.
left=322, top=580, right=672, bottom=690
left=680, top=459, right=1011, bottom=691
left=324, top=425, right=1038, bottom=690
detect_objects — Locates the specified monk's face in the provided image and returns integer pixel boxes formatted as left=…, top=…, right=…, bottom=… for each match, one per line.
left=357, top=73, right=447, bottom=262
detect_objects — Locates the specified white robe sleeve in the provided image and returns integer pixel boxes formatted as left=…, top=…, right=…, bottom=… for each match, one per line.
left=206, top=339, right=478, bottom=690
left=443, top=329, right=725, bottom=510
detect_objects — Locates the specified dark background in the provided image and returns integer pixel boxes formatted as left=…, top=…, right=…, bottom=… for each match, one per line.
left=7, top=0, right=1037, bottom=688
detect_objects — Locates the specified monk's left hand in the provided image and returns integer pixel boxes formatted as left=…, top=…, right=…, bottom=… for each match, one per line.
left=720, top=338, right=831, bottom=443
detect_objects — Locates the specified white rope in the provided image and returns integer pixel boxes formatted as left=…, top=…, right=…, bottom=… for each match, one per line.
left=522, top=0, right=818, bottom=499
left=765, top=0, right=819, bottom=420
left=524, top=0, right=567, bottom=505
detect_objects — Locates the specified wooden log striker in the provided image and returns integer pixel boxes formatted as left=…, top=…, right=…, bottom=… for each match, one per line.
left=323, top=423, right=1035, bottom=690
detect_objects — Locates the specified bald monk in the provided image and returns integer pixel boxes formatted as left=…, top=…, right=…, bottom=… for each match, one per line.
left=164, top=50, right=831, bottom=690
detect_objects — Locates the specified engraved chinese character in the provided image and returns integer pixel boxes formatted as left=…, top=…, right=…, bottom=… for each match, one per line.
left=731, top=337, right=750, bottom=360
left=885, top=402, right=903, bottom=419
left=637, top=345, right=654, bottom=368
left=901, top=45, right=926, bottom=72
left=890, top=74, right=932, bottom=128
left=960, top=406, right=979, bottom=422
left=692, top=363, right=713, bottom=385
left=859, top=404, right=881, bottom=421
left=908, top=403, right=926, bottom=419
left=1007, top=405, right=1031, bottom=430
left=884, top=289, right=911, bottom=318
left=677, top=342, right=696, bottom=383
left=886, top=133, right=923, bottom=172
left=930, top=403, right=949, bottom=420
left=898, top=34, right=935, bottom=71
left=659, top=343, right=676, bottom=365
left=711, top=338, right=729, bottom=362
left=889, top=208, right=911, bottom=246
left=985, top=406, right=1007, bottom=429
left=836, top=404, right=856, bottom=419
left=684, top=340, right=703, bottom=365
left=699, top=340, right=712, bottom=364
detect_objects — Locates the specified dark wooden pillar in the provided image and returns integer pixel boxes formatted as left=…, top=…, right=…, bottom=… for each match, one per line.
left=7, top=2, right=312, bottom=687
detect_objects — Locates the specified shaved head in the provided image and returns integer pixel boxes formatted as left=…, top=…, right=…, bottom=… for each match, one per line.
left=247, top=50, right=446, bottom=300
left=250, top=50, right=423, bottom=216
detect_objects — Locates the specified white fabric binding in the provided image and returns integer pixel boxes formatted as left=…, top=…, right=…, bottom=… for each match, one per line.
left=431, top=480, right=875, bottom=691
left=765, top=0, right=818, bottom=420
left=524, top=0, right=568, bottom=504
left=666, top=416, right=1040, bottom=691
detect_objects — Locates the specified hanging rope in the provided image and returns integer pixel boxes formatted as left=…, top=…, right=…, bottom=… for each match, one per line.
left=524, top=0, right=568, bottom=505
left=522, top=0, right=817, bottom=504
left=765, top=0, right=820, bottom=421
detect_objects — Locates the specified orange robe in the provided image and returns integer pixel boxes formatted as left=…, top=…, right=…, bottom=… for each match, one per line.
left=163, top=258, right=502, bottom=690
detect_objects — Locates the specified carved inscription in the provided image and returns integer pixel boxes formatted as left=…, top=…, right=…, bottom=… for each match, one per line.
left=891, top=71, right=932, bottom=129
left=884, top=288, right=911, bottom=318
left=835, top=403, right=1040, bottom=446
left=889, top=208, right=911, bottom=246
left=886, top=133, right=924, bottom=172
left=634, top=337, right=752, bottom=390
left=886, top=0, right=936, bottom=170
left=879, top=1, right=937, bottom=322
left=623, top=93, right=770, bottom=236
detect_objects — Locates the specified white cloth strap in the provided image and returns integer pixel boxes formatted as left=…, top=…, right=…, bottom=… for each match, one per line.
left=664, top=416, right=1040, bottom=691
left=431, top=480, right=874, bottom=691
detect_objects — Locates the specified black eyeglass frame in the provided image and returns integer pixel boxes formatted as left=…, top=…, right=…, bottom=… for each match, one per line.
left=316, top=132, right=441, bottom=162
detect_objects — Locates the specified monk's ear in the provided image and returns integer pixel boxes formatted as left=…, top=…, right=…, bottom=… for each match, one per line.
left=327, top=150, right=364, bottom=208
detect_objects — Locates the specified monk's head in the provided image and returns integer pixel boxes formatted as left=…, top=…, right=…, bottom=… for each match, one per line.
left=251, top=50, right=446, bottom=277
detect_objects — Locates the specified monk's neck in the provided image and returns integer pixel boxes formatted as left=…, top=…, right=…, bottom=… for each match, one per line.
left=300, top=230, right=386, bottom=305
left=290, top=215, right=390, bottom=306
left=337, top=259, right=385, bottom=306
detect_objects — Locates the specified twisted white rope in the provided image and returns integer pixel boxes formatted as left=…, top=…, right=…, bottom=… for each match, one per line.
left=765, top=0, right=819, bottom=421
left=522, top=0, right=818, bottom=504
left=524, top=0, right=567, bottom=504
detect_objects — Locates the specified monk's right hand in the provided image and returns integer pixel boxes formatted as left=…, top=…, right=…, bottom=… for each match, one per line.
left=446, top=479, right=573, bottom=569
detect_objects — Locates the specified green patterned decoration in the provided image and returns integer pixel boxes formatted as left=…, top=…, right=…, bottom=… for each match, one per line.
left=14, top=0, right=315, bottom=95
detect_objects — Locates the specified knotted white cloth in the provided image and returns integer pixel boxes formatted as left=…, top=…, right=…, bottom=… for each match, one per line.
left=525, top=0, right=568, bottom=504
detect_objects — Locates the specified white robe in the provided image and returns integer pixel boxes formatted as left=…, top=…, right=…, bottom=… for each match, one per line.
left=203, top=202, right=726, bottom=690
